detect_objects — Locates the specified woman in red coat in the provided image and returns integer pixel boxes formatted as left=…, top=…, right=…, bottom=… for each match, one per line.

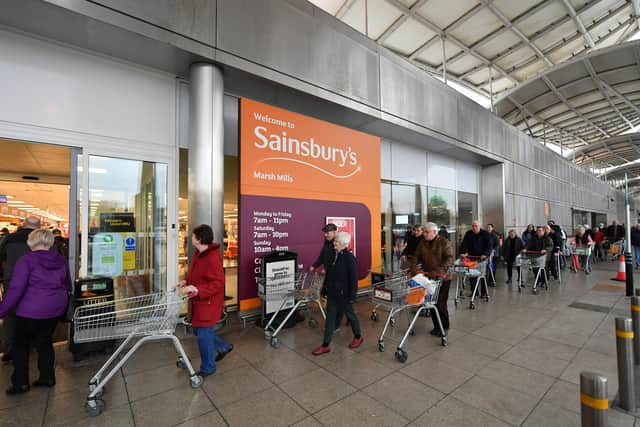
left=177, top=224, right=231, bottom=377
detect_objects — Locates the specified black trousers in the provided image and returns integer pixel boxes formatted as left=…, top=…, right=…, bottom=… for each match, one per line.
left=505, top=260, right=520, bottom=281
left=12, top=316, right=58, bottom=387
left=432, top=280, right=450, bottom=332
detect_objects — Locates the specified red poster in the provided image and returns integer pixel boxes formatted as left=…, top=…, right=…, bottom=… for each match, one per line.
left=326, top=217, right=356, bottom=256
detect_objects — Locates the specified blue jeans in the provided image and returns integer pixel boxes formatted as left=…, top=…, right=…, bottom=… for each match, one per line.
left=634, top=245, right=640, bottom=267
left=192, top=326, right=230, bottom=375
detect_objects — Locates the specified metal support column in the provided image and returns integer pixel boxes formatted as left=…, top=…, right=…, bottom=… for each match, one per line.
left=188, top=63, right=225, bottom=251
left=625, top=173, right=634, bottom=296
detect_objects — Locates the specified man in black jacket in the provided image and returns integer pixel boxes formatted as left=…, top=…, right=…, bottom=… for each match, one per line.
left=523, top=226, right=553, bottom=289
left=606, top=220, right=625, bottom=243
left=0, top=216, right=41, bottom=362
left=460, top=221, right=492, bottom=297
left=400, top=224, right=423, bottom=264
left=544, top=224, right=561, bottom=280
left=310, top=223, right=346, bottom=327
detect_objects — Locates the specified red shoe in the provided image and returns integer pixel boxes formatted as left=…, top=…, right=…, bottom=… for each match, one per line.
left=349, top=336, right=364, bottom=349
left=312, top=345, right=331, bottom=356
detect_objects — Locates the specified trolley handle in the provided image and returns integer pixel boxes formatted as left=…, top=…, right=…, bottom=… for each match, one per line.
left=521, top=250, right=546, bottom=254
left=458, top=254, right=488, bottom=260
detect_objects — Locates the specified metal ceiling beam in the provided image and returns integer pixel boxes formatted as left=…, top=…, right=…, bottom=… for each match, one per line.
left=508, top=95, right=588, bottom=148
left=478, top=0, right=553, bottom=67
left=540, top=75, right=610, bottom=138
left=384, top=0, right=520, bottom=85
left=633, top=0, right=640, bottom=32
left=469, top=1, right=628, bottom=87
left=583, top=59, right=635, bottom=129
left=409, top=3, right=484, bottom=61
left=561, top=0, right=596, bottom=48
left=454, top=0, right=606, bottom=81
left=376, top=0, right=428, bottom=43
left=335, top=0, right=355, bottom=19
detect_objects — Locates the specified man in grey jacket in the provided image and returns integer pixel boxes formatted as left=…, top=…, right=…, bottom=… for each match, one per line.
left=0, top=216, right=40, bottom=362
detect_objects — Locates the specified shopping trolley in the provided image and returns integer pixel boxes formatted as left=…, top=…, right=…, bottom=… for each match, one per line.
left=374, top=276, right=446, bottom=363
left=260, top=271, right=326, bottom=349
left=72, top=291, right=199, bottom=417
left=453, top=256, right=489, bottom=309
left=609, top=240, right=625, bottom=261
left=516, top=251, right=548, bottom=294
left=568, top=242, right=593, bottom=274
left=370, top=267, right=413, bottom=322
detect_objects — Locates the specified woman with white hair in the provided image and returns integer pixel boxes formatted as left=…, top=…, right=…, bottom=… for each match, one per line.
left=312, top=231, right=363, bottom=355
left=0, top=228, right=71, bottom=394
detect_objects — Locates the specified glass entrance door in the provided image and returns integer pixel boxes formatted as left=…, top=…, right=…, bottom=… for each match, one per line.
left=83, top=155, right=168, bottom=299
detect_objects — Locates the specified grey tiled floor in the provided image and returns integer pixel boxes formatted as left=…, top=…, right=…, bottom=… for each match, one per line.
left=2, top=261, right=639, bottom=426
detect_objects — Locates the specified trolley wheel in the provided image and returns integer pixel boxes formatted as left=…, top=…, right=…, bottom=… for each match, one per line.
left=88, top=382, right=103, bottom=399
left=378, top=341, right=385, bottom=352
left=409, top=328, right=416, bottom=336
left=308, top=319, right=318, bottom=329
left=190, top=375, right=203, bottom=389
left=441, top=336, right=448, bottom=347
left=390, top=317, right=396, bottom=327
left=264, top=330, right=272, bottom=340
left=270, top=337, right=280, bottom=349
left=394, top=349, right=408, bottom=363
left=484, top=296, right=489, bottom=302
left=470, top=302, right=476, bottom=310
left=454, top=299, right=458, bottom=307
left=370, top=312, right=378, bottom=322
left=176, top=358, right=187, bottom=369
left=84, top=398, right=105, bottom=417
left=532, top=288, right=538, bottom=295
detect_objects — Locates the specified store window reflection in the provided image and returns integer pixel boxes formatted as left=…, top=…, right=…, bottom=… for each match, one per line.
left=426, top=187, right=456, bottom=248
left=456, top=191, right=478, bottom=254
left=87, top=155, right=167, bottom=299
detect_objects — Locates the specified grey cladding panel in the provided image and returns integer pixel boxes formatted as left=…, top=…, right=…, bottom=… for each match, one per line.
left=218, top=0, right=379, bottom=106
left=93, top=0, right=216, bottom=45
left=380, top=56, right=458, bottom=138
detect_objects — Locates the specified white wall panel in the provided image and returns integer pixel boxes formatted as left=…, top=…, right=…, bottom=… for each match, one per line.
left=0, top=30, right=176, bottom=147
left=390, top=142, right=427, bottom=185
left=381, top=139, right=392, bottom=180
left=456, top=161, right=479, bottom=194
left=428, top=152, right=456, bottom=190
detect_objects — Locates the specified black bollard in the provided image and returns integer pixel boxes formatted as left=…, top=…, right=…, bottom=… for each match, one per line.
left=625, top=252, right=634, bottom=297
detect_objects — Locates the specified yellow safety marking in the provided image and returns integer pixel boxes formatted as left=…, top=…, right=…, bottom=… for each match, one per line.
left=632, top=304, right=640, bottom=312
left=580, top=393, right=609, bottom=410
left=616, top=330, right=634, bottom=339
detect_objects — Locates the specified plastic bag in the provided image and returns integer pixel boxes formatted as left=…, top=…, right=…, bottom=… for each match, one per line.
left=407, top=274, right=437, bottom=304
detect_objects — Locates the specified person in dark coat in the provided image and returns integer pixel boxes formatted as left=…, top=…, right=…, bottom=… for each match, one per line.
left=606, top=220, right=625, bottom=243
left=503, top=230, right=524, bottom=284
left=438, top=225, right=450, bottom=241
left=544, top=225, right=561, bottom=280
left=310, top=223, right=346, bottom=328
left=460, top=221, right=492, bottom=297
left=0, top=216, right=40, bottom=362
left=523, top=227, right=553, bottom=287
left=177, top=224, right=231, bottom=377
left=312, top=232, right=362, bottom=355
left=400, top=224, right=423, bottom=264
left=522, top=224, right=535, bottom=244
left=0, top=229, right=71, bottom=394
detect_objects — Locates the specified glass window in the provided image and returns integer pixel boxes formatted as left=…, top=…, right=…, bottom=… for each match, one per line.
left=387, top=183, right=423, bottom=272
left=456, top=191, right=478, bottom=254
left=426, top=187, right=456, bottom=244
left=87, top=155, right=167, bottom=299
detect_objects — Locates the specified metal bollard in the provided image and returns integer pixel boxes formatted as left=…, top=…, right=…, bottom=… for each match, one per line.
left=632, top=297, right=640, bottom=365
left=580, top=372, right=608, bottom=427
left=615, top=317, right=635, bottom=411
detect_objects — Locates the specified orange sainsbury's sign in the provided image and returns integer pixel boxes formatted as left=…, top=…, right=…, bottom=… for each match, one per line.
left=239, top=98, right=381, bottom=312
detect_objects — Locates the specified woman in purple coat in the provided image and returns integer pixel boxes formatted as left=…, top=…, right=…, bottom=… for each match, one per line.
left=0, top=229, right=71, bottom=394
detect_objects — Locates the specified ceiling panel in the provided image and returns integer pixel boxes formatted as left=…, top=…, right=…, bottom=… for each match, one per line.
left=382, top=16, right=437, bottom=54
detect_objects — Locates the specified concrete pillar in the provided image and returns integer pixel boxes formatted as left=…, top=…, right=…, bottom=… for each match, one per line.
left=188, top=63, right=224, bottom=250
